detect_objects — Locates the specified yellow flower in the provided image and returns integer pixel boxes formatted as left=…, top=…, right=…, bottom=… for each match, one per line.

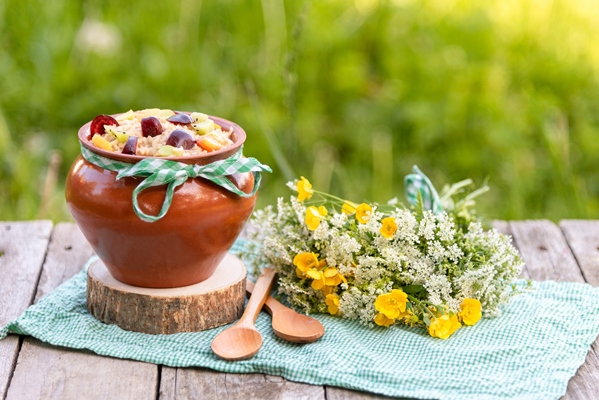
left=355, top=203, right=373, bottom=224
left=323, top=267, right=347, bottom=286
left=293, top=252, right=320, bottom=278
left=374, top=313, right=395, bottom=327
left=341, top=201, right=357, bottom=214
left=297, top=176, right=313, bottom=202
left=428, top=314, right=462, bottom=339
left=321, top=285, right=334, bottom=296
left=374, top=289, right=408, bottom=319
left=380, top=217, right=398, bottom=239
left=306, top=268, right=325, bottom=290
left=325, top=294, right=340, bottom=315
left=305, top=205, right=327, bottom=231
left=458, top=298, right=482, bottom=326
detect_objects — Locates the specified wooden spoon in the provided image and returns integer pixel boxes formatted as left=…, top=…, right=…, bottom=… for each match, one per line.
left=211, top=267, right=276, bottom=361
left=246, top=280, right=325, bottom=343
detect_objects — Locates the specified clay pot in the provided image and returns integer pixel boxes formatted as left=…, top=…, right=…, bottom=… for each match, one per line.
left=65, top=114, right=256, bottom=288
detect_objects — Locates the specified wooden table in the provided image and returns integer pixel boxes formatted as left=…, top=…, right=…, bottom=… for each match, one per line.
left=1, top=220, right=598, bottom=399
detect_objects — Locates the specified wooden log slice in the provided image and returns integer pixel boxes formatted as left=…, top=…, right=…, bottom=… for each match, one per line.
left=87, top=254, right=246, bottom=334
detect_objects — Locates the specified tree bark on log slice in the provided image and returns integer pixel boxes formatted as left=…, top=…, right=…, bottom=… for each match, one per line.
left=87, top=254, right=246, bottom=334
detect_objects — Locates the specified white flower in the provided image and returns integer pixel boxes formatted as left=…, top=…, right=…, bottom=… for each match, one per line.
left=312, top=221, right=330, bottom=241
left=436, top=212, right=455, bottom=242
left=446, top=244, right=463, bottom=263
left=424, top=274, right=452, bottom=304
left=357, top=208, right=382, bottom=235
left=324, top=233, right=361, bottom=266
left=427, top=240, right=447, bottom=262
left=418, top=211, right=437, bottom=241
left=330, top=212, right=348, bottom=228
left=245, top=184, right=524, bottom=332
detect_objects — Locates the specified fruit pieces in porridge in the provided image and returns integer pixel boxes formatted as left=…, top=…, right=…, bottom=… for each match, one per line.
left=88, top=109, right=234, bottom=157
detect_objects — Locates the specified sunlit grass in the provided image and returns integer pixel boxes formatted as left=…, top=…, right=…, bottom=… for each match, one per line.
left=0, top=0, right=598, bottom=221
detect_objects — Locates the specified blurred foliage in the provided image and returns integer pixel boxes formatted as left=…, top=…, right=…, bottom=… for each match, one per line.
left=1, top=0, right=598, bottom=222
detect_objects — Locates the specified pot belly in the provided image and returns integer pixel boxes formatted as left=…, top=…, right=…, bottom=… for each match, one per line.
left=66, top=156, right=256, bottom=288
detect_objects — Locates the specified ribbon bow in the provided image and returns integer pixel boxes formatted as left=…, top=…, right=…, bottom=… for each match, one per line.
left=81, top=144, right=272, bottom=222
left=404, top=165, right=443, bottom=215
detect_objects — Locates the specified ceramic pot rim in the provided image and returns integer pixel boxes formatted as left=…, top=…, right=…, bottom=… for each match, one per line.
left=78, top=112, right=247, bottom=166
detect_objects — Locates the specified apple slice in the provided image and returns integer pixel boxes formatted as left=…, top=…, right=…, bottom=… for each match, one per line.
left=156, top=145, right=184, bottom=157
left=135, top=108, right=161, bottom=119
left=116, top=110, right=136, bottom=122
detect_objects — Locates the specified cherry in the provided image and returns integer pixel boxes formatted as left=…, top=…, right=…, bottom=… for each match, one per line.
left=166, top=129, right=195, bottom=150
left=167, top=113, right=194, bottom=125
left=122, top=136, right=138, bottom=155
left=141, top=117, right=164, bottom=137
left=90, top=115, right=119, bottom=139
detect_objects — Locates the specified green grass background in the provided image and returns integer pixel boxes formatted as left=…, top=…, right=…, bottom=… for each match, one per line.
left=1, top=0, right=598, bottom=222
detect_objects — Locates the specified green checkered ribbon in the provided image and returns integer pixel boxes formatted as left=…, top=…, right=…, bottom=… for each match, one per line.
left=404, top=165, right=443, bottom=214
left=80, top=144, right=272, bottom=222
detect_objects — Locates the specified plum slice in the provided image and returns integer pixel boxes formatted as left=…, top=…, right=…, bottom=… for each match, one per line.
left=122, top=136, right=138, bottom=155
left=166, top=129, right=195, bottom=150
left=167, top=113, right=194, bottom=125
left=90, top=115, right=119, bottom=138
left=141, top=116, right=164, bottom=137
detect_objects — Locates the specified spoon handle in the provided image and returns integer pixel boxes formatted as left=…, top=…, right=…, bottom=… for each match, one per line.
left=245, top=279, right=281, bottom=316
left=240, top=268, right=276, bottom=327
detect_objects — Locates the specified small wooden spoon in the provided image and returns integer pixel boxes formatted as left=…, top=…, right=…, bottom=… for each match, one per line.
left=211, top=267, right=276, bottom=361
left=246, top=280, right=325, bottom=343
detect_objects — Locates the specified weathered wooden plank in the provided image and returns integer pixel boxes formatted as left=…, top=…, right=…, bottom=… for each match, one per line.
left=509, top=220, right=596, bottom=400
left=0, top=339, right=19, bottom=400
left=508, top=220, right=584, bottom=282
left=0, top=221, right=53, bottom=399
left=159, top=368, right=325, bottom=400
left=491, top=220, right=510, bottom=235
left=492, top=220, right=530, bottom=279
left=6, top=222, right=159, bottom=400
left=562, top=341, right=599, bottom=400
left=158, top=367, right=176, bottom=399
left=33, top=222, right=94, bottom=302
left=326, top=387, right=399, bottom=399
left=557, top=220, right=599, bottom=400
left=0, top=221, right=54, bottom=322
left=7, top=338, right=158, bottom=400
left=559, top=220, right=599, bottom=286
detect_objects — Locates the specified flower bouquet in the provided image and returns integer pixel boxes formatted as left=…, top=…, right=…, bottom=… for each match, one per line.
left=244, top=167, right=524, bottom=339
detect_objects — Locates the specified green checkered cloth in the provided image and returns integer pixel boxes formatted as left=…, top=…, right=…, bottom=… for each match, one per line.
left=2, top=240, right=599, bottom=400
left=405, top=165, right=443, bottom=214
left=81, top=145, right=272, bottom=222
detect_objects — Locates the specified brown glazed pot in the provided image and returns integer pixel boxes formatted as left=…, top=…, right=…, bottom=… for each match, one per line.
left=65, top=114, right=256, bottom=288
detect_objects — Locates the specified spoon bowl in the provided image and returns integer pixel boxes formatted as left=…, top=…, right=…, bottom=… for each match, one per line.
left=246, top=280, right=324, bottom=343
left=210, top=327, right=263, bottom=361
left=211, top=268, right=276, bottom=361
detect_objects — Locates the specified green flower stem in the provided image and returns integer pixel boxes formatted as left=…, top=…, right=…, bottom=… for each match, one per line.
left=303, top=190, right=349, bottom=207
left=303, top=190, right=404, bottom=217
left=408, top=295, right=436, bottom=318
